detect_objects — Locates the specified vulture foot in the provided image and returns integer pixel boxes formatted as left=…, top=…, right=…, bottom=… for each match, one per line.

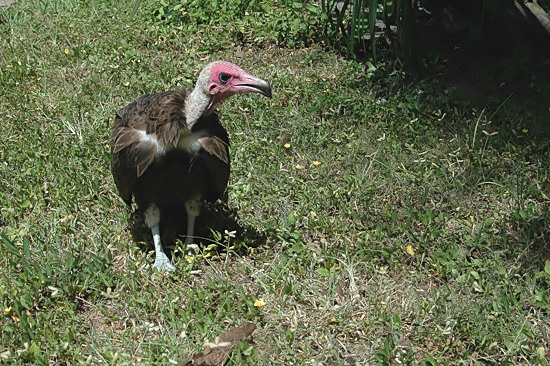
left=185, top=243, right=199, bottom=256
left=153, top=252, right=175, bottom=272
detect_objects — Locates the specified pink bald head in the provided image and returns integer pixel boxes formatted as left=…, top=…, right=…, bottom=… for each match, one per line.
left=199, top=61, right=271, bottom=115
left=208, top=61, right=271, bottom=97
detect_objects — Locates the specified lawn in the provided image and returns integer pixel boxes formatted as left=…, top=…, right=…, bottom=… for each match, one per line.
left=0, top=0, right=548, bottom=364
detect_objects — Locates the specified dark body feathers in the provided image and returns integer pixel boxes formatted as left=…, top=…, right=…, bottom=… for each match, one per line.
left=110, top=90, right=230, bottom=230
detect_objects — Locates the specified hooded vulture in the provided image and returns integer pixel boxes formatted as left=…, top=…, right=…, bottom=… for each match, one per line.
left=110, top=61, right=272, bottom=271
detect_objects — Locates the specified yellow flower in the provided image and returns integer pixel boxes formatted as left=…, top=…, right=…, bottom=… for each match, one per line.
left=254, top=298, right=266, bottom=308
left=295, top=164, right=303, bottom=170
left=284, top=143, right=291, bottom=149
left=312, top=160, right=321, bottom=167
left=405, top=244, right=415, bottom=256
left=64, top=48, right=70, bottom=55
left=521, top=128, right=528, bottom=134
left=185, top=255, right=196, bottom=263
left=4, top=307, right=11, bottom=315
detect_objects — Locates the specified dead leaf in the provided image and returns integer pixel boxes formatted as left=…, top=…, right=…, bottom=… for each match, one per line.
left=184, top=321, right=257, bottom=366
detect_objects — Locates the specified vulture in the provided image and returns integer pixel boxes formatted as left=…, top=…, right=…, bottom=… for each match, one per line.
left=110, top=61, right=272, bottom=271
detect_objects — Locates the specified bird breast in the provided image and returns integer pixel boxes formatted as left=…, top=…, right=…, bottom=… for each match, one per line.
left=177, top=129, right=209, bottom=153
left=134, top=129, right=207, bottom=159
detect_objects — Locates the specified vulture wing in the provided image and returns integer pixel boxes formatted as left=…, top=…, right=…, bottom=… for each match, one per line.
left=110, top=90, right=188, bottom=205
left=194, top=117, right=230, bottom=201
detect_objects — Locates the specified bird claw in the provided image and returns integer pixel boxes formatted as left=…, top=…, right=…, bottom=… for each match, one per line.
left=185, top=243, right=199, bottom=256
left=153, top=252, right=175, bottom=272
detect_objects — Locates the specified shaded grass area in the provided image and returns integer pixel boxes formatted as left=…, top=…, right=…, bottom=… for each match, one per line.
left=0, top=0, right=548, bottom=364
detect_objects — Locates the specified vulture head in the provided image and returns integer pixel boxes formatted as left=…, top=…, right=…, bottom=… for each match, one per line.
left=190, top=61, right=272, bottom=119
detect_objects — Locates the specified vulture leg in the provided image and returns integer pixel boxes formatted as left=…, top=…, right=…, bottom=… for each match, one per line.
left=183, top=195, right=201, bottom=254
left=145, top=205, right=175, bottom=272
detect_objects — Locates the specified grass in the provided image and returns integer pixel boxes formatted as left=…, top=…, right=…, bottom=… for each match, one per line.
left=0, top=0, right=549, bottom=364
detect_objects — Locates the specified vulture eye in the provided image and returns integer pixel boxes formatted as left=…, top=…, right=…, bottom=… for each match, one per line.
left=219, top=73, right=231, bottom=84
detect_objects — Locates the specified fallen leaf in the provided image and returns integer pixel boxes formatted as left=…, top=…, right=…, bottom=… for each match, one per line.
left=185, top=321, right=257, bottom=366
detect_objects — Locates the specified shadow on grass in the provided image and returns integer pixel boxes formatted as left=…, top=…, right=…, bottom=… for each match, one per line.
left=509, top=212, right=550, bottom=265
left=126, top=201, right=269, bottom=261
left=412, top=1, right=550, bottom=139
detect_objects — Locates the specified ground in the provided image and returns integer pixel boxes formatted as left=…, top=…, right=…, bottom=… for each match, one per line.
left=0, top=0, right=548, bottom=365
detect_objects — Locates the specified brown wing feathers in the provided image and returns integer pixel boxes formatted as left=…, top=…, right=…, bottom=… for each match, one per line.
left=111, top=90, right=187, bottom=175
left=110, top=89, right=230, bottom=208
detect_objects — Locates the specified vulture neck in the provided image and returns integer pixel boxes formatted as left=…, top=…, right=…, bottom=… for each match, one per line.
left=185, top=87, right=214, bottom=128
left=185, top=69, right=217, bottom=128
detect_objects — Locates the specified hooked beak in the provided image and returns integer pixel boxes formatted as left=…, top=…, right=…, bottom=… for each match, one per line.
left=235, top=75, right=272, bottom=98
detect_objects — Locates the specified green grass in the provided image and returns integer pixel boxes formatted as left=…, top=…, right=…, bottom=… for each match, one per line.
left=1, top=0, right=549, bottom=364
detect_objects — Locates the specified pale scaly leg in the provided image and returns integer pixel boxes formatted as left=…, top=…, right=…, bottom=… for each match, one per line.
left=184, top=196, right=201, bottom=254
left=144, top=204, right=175, bottom=272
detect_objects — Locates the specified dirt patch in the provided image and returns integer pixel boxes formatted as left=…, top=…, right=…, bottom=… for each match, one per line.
left=0, top=0, right=16, bottom=7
